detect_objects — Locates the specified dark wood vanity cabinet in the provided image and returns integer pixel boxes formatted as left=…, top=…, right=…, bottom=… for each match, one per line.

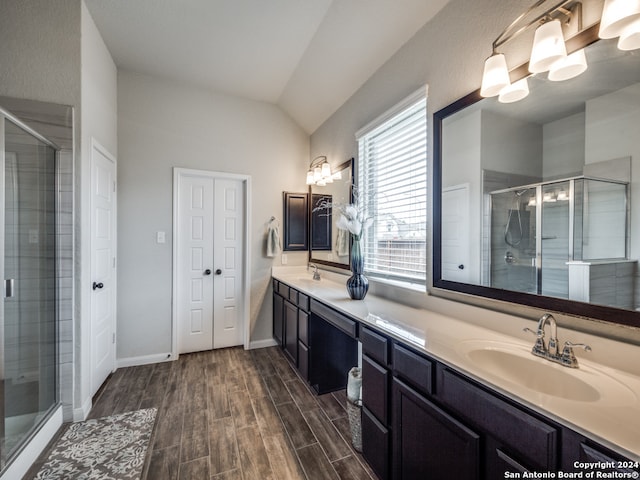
left=361, top=326, right=392, bottom=480
left=386, top=339, right=559, bottom=479
left=272, top=280, right=284, bottom=345
left=272, top=280, right=310, bottom=375
left=272, top=281, right=356, bottom=393
left=271, top=279, right=639, bottom=479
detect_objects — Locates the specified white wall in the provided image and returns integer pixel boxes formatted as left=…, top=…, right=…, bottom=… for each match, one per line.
left=543, top=112, right=585, bottom=179
left=117, top=71, right=309, bottom=361
left=0, top=0, right=81, bottom=108
left=79, top=1, right=118, bottom=419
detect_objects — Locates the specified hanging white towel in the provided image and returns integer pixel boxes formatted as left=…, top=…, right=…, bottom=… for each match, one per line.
left=336, top=228, right=349, bottom=257
left=267, top=223, right=280, bottom=257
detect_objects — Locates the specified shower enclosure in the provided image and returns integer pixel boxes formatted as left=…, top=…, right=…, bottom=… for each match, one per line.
left=489, top=176, right=629, bottom=300
left=0, top=108, right=58, bottom=471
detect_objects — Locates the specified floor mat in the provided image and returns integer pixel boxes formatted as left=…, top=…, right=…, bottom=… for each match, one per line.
left=34, top=408, right=157, bottom=480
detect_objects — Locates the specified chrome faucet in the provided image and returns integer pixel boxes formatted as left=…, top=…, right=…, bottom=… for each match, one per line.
left=308, top=263, right=321, bottom=281
left=524, top=313, right=591, bottom=368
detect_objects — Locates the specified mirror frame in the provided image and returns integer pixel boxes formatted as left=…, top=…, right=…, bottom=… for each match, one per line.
left=308, top=158, right=354, bottom=270
left=432, top=24, right=640, bottom=329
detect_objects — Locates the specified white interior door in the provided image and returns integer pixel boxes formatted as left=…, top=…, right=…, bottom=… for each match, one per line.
left=90, top=141, right=117, bottom=397
left=177, top=174, right=215, bottom=353
left=176, top=171, right=246, bottom=354
left=213, top=178, right=244, bottom=348
left=441, top=184, right=470, bottom=283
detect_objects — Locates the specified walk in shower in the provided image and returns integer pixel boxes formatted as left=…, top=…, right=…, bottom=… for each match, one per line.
left=489, top=176, right=630, bottom=305
left=0, top=108, right=58, bottom=471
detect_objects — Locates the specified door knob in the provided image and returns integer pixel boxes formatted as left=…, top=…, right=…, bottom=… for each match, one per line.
left=215, top=269, right=222, bottom=275
left=92, top=282, right=104, bottom=290
left=204, top=269, right=212, bottom=275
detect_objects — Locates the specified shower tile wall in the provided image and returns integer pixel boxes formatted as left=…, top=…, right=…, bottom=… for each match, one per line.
left=1, top=96, right=74, bottom=420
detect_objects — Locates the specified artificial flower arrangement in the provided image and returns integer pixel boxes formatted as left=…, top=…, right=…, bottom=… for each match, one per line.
left=313, top=185, right=373, bottom=299
left=314, top=185, right=374, bottom=241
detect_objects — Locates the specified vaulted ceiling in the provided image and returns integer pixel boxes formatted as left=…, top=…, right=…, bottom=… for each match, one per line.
left=84, top=0, right=451, bottom=133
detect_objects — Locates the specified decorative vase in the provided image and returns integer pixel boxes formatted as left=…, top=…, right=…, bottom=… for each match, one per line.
left=346, top=237, right=369, bottom=300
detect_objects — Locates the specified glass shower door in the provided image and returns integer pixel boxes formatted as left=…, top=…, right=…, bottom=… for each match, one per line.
left=1, top=117, right=57, bottom=469
left=490, top=187, right=537, bottom=294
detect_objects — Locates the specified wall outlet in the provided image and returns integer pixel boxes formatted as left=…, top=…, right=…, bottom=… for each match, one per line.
left=281, top=254, right=288, bottom=265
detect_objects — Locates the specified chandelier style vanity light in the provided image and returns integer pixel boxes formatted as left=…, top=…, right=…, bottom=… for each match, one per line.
left=480, top=0, right=640, bottom=104
left=306, top=155, right=342, bottom=186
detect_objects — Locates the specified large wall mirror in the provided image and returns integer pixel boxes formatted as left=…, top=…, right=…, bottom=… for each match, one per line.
left=309, top=158, right=354, bottom=270
left=433, top=26, right=640, bottom=328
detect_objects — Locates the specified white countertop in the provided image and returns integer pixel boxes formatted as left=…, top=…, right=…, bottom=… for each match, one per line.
left=272, top=266, right=640, bottom=462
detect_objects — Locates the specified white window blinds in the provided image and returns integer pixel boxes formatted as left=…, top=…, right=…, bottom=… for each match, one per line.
left=356, top=90, right=427, bottom=285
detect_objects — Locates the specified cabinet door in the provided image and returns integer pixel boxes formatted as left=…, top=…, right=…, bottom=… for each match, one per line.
left=272, top=293, right=283, bottom=346
left=393, top=378, right=480, bottom=480
left=362, top=407, right=390, bottom=480
left=362, top=354, right=389, bottom=425
left=283, top=191, right=308, bottom=251
left=298, top=341, right=309, bottom=380
left=284, top=300, right=298, bottom=365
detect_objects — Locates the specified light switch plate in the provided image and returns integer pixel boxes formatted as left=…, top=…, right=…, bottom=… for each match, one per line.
left=156, top=231, right=166, bottom=244
left=281, top=254, right=288, bottom=265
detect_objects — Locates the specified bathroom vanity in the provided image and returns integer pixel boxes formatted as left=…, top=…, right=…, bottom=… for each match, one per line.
left=271, top=268, right=640, bottom=480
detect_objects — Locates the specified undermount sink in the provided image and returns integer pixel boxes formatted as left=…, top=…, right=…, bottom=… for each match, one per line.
left=457, top=340, right=637, bottom=405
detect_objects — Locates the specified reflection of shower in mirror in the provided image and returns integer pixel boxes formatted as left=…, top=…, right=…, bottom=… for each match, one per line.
left=489, top=176, right=631, bottom=304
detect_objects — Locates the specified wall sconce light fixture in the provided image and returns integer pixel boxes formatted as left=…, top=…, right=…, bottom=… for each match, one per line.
left=481, top=0, right=640, bottom=104
left=306, top=155, right=334, bottom=186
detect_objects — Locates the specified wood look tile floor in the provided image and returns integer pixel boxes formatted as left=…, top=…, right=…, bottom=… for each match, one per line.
left=28, top=346, right=377, bottom=480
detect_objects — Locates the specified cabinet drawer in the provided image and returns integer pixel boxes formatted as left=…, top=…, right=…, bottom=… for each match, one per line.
left=310, top=299, right=357, bottom=338
left=288, top=288, right=298, bottom=304
left=393, top=343, right=433, bottom=396
left=362, top=407, right=390, bottom=480
left=362, top=354, right=389, bottom=425
left=438, top=367, right=558, bottom=470
left=360, top=326, right=389, bottom=366
left=297, top=292, right=309, bottom=312
left=273, top=279, right=279, bottom=291
left=278, top=282, right=290, bottom=298
left=298, top=310, right=309, bottom=346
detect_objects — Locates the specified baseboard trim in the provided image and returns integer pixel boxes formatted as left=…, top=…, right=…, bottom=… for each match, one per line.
left=116, top=352, right=173, bottom=369
left=249, top=338, right=278, bottom=349
left=0, top=406, right=63, bottom=480
left=73, top=396, right=92, bottom=422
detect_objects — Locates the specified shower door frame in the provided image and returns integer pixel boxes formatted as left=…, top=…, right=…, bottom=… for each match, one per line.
left=0, top=106, right=60, bottom=472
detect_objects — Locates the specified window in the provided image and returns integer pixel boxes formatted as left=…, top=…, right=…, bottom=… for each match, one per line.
left=356, top=89, right=427, bottom=286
